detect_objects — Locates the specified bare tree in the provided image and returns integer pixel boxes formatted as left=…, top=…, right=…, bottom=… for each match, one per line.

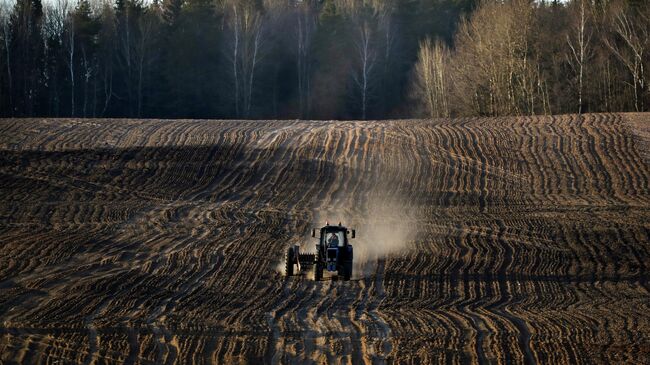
left=340, top=1, right=397, bottom=120
left=135, top=7, right=157, bottom=117
left=378, top=3, right=396, bottom=72
left=411, top=37, right=449, bottom=118
left=221, top=0, right=268, bottom=118
left=293, top=0, right=316, bottom=118
left=115, top=0, right=136, bottom=115
left=452, top=0, right=546, bottom=117
left=566, top=0, right=593, bottom=113
left=604, top=3, right=648, bottom=111
left=97, top=2, right=115, bottom=116
left=352, top=19, right=377, bottom=120
left=112, top=0, right=158, bottom=117
left=376, top=0, right=398, bottom=116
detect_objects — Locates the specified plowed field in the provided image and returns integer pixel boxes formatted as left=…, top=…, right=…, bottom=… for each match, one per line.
left=1, top=114, right=649, bottom=364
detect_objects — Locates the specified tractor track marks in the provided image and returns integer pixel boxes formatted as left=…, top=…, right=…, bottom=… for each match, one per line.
left=0, top=114, right=649, bottom=363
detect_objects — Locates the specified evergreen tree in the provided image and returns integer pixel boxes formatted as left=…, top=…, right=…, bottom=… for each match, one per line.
left=10, top=0, right=44, bottom=115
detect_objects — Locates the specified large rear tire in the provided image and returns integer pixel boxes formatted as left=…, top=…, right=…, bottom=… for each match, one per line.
left=314, top=263, right=323, bottom=281
left=285, top=247, right=295, bottom=276
left=343, top=261, right=352, bottom=281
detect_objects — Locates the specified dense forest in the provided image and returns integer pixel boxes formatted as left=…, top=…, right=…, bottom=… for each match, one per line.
left=0, top=0, right=648, bottom=119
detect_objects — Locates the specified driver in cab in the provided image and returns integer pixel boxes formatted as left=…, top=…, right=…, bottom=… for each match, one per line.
left=328, top=233, right=339, bottom=247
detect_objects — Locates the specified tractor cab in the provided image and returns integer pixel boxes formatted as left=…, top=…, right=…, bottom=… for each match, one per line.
left=311, top=222, right=355, bottom=280
left=323, top=230, right=344, bottom=271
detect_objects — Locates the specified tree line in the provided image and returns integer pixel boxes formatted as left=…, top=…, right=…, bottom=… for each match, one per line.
left=411, top=0, right=650, bottom=118
left=0, top=0, right=648, bottom=120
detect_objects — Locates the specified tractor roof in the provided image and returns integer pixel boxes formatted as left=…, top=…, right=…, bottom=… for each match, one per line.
left=321, top=224, right=349, bottom=231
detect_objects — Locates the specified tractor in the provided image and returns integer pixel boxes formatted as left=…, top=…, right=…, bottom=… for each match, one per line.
left=285, top=222, right=355, bottom=281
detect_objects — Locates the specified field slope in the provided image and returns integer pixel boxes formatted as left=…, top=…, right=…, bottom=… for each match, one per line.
left=0, top=114, right=649, bottom=364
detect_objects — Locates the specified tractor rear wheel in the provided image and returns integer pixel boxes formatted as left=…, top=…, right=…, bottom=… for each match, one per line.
left=285, top=247, right=295, bottom=276
left=342, top=261, right=352, bottom=281
left=314, top=263, right=323, bottom=281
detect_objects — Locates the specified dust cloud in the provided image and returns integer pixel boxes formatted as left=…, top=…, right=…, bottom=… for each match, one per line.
left=313, top=193, right=420, bottom=278
left=352, top=199, right=417, bottom=262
